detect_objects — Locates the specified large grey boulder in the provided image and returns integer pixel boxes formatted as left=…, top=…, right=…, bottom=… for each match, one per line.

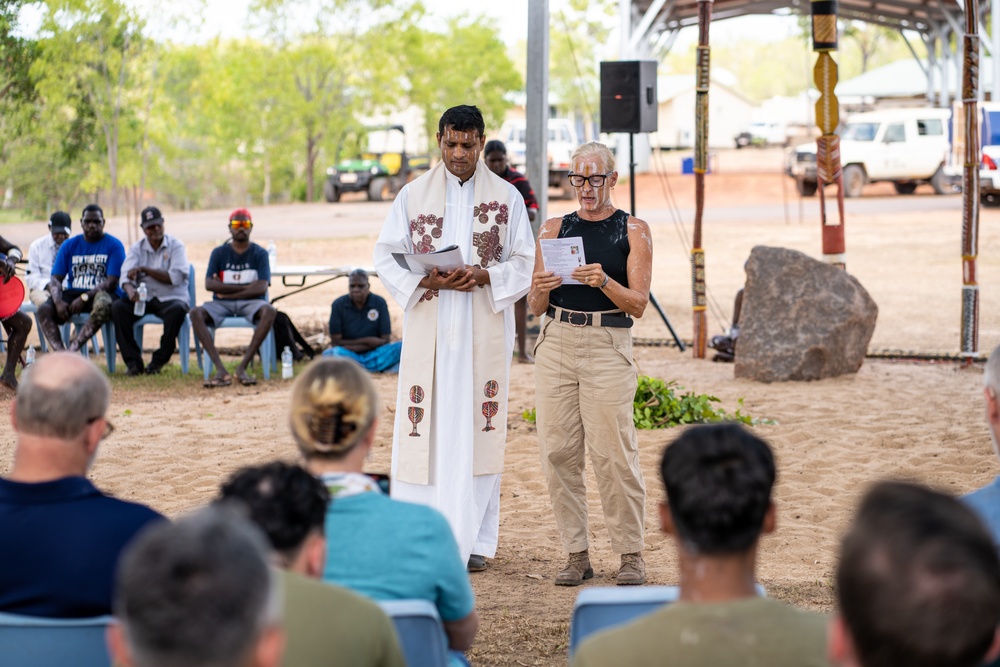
left=734, top=246, right=877, bottom=382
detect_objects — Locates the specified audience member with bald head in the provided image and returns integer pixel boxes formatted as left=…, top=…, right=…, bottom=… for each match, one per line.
left=0, top=351, right=163, bottom=617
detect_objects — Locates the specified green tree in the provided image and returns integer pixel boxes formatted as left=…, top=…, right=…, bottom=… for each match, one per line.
left=549, top=0, right=615, bottom=127
left=402, top=15, right=521, bottom=154
left=32, top=0, right=149, bottom=214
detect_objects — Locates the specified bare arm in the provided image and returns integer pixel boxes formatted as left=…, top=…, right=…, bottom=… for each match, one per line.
left=526, top=216, right=564, bottom=317
left=443, top=610, right=479, bottom=652
left=0, top=236, right=21, bottom=281
left=128, top=266, right=172, bottom=285
left=569, top=216, right=652, bottom=318
left=330, top=333, right=390, bottom=353
left=205, top=277, right=268, bottom=300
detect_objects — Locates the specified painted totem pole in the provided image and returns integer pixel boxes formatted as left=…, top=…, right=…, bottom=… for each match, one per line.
left=691, top=0, right=713, bottom=358
left=811, top=0, right=846, bottom=269
left=960, top=0, right=981, bottom=357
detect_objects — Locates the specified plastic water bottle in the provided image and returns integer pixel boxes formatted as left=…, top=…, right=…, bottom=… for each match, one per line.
left=25, top=346, right=35, bottom=366
left=267, top=240, right=278, bottom=269
left=281, top=346, right=294, bottom=380
left=134, top=282, right=147, bottom=316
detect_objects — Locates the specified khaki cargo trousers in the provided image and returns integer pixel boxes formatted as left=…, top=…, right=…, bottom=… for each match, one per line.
left=534, top=317, right=646, bottom=555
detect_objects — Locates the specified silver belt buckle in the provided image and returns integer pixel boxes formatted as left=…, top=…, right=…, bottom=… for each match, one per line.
left=567, top=311, right=589, bottom=327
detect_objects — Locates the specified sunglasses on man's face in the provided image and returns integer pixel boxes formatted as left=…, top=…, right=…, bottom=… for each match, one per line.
left=229, top=219, right=253, bottom=229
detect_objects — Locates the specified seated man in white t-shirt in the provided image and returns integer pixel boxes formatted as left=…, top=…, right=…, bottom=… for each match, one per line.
left=25, top=211, right=71, bottom=308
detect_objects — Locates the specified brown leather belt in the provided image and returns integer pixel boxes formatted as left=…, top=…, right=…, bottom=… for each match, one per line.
left=547, top=305, right=633, bottom=329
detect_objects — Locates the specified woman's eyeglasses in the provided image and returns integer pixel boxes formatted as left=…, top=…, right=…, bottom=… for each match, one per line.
left=229, top=219, right=253, bottom=230
left=568, top=173, right=612, bottom=188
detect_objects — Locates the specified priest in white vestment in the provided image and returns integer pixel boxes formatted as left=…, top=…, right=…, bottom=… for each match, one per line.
left=373, top=105, right=534, bottom=569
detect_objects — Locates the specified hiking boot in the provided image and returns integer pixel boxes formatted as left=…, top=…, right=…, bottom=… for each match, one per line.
left=467, top=554, right=487, bottom=572
left=555, top=550, right=593, bottom=586
left=617, top=552, right=646, bottom=586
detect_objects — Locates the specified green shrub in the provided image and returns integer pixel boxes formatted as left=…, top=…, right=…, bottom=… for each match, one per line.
left=522, top=375, right=769, bottom=428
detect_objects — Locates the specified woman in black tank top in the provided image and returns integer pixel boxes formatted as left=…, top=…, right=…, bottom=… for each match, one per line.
left=526, top=142, right=653, bottom=587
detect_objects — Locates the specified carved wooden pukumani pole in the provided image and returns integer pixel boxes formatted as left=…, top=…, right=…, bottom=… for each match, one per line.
left=811, top=0, right=846, bottom=269
left=961, top=0, right=981, bottom=356
left=691, top=0, right=712, bottom=358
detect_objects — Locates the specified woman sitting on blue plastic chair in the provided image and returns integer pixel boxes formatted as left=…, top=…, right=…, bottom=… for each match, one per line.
left=291, top=358, right=477, bottom=667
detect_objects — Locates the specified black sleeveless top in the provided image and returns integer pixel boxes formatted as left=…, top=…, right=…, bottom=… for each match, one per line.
left=549, top=209, right=630, bottom=312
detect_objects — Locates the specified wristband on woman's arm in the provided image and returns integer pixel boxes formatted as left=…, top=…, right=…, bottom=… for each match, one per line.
left=599, top=272, right=609, bottom=288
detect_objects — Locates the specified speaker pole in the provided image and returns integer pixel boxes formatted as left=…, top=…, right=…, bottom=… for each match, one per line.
left=629, top=132, right=685, bottom=352
left=629, top=133, right=637, bottom=216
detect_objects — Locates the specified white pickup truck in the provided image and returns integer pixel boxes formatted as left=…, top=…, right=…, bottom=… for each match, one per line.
left=786, top=107, right=953, bottom=197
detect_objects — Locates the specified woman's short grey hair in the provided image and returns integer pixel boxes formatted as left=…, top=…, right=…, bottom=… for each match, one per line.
left=15, top=354, right=110, bottom=439
left=114, top=506, right=282, bottom=667
left=571, top=142, right=616, bottom=173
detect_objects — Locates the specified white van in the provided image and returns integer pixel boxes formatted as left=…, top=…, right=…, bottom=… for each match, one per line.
left=786, top=107, right=953, bottom=197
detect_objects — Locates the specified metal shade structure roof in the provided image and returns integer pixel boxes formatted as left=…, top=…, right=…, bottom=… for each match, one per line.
left=633, top=0, right=988, bottom=35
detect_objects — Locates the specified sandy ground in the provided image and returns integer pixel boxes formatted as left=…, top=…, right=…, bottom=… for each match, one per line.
left=2, top=148, right=1000, bottom=665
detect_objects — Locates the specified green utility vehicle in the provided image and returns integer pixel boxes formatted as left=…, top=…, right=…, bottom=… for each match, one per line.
left=323, top=125, right=429, bottom=203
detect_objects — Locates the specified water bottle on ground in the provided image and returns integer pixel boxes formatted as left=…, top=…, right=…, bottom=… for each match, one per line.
left=134, top=282, right=147, bottom=317
left=267, top=241, right=278, bottom=269
left=281, top=346, right=293, bottom=380
left=25, top=346, right=35, bottom=366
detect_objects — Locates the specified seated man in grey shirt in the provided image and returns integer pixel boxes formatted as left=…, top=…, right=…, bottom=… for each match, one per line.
left=111, top=206, right=191, bottom=376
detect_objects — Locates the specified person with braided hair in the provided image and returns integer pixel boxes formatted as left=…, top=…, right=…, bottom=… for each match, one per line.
left=291, top=357, right=479, bottom=667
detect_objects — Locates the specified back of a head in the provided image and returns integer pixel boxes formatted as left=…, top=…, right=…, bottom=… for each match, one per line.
left=15, top=352, right=110, bottom=441
left=438, top=105, right=485, bottom=136
left=217, top=461, right=330, bottom=562
left=114, top=506, right=281, bottom=667
left=660, top=423, right=775, bottom=554
left=290, top=357, right=379, bottom=461
left=985, top=345, right=1000, bottom=398
left=484, top=139, right=506, bottom=156
left=837, top=481, right=1000, bottom=667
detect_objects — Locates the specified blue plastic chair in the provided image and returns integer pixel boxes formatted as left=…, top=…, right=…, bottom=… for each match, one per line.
left=569, top=585, right=766, bottom=656
left=61, top=314, right=115, bottom=372
left=378, top=599, right=449, bottom=667
left=133, top=264, right=196, bottom=374
left=0, top=612, right=113, bottom=667
left=18, top=301, right=47, bottom=353
left=200, top=297, right=276, bottom=382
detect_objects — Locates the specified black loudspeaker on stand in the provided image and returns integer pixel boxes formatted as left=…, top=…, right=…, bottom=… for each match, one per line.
left=600, top=61, right=685, bottom=351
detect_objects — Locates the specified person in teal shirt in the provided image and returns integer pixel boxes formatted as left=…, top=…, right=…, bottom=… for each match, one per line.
left=290, top=357, right=478, bottom=667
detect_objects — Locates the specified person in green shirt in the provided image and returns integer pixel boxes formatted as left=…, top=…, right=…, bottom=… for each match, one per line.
left=218, top=461, right=405, bottom=667
left=572, top=423, right=830, bottom=667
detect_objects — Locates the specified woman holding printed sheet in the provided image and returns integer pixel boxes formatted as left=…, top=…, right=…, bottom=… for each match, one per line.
left=527, top=141, right=653, bottom=587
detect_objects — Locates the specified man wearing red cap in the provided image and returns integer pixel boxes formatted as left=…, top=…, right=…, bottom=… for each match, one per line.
left=190, top=209, right=276, bottom=387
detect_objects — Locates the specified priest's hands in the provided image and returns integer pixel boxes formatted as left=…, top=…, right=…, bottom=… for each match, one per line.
left=421, top=267, right=478, bottom=292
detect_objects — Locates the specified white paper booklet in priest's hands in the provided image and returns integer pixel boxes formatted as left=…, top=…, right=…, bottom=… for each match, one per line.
left=392, top=244, right=465, bottom=275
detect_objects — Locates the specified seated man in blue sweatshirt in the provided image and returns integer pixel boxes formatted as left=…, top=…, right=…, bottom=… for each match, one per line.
left=323, top=268, right=401, bottom=373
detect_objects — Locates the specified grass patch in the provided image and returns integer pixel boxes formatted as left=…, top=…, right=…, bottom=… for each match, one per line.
left=0, top=209, right=33, bottom=225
